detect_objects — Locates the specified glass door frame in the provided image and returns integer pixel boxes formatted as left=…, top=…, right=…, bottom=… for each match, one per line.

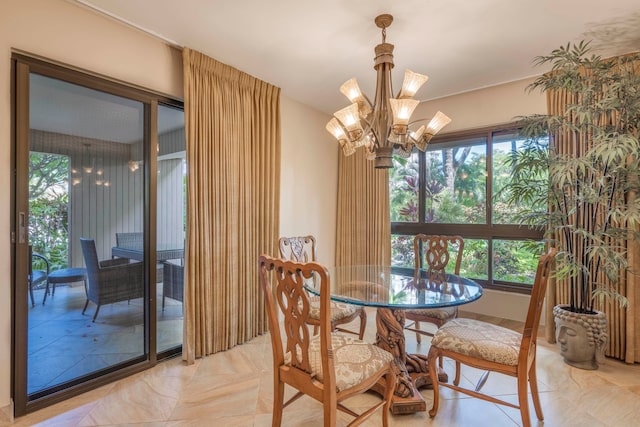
left=11, top=52, right=183, bottom=416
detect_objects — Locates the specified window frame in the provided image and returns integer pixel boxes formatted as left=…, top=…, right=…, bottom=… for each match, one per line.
left=390, top=124, right=544, bottom=294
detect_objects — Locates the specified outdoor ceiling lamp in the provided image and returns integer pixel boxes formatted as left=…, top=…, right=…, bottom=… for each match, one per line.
left=326, top=14, right=451, bottom=168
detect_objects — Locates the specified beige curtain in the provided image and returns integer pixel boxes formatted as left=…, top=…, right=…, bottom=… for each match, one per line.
left=336, top=149, right=391, bottom=266
left=182, top=48, right=281, bottom=362
left=544, top=56, right=640, bottom=363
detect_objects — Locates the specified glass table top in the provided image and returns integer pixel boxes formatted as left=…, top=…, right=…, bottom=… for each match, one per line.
left=304, top=265, right=483, bottom=309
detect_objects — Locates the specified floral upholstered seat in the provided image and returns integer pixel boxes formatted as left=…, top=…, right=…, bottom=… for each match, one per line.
left=430, top=318, right=521, bottom=365
left=287, top=333, right=394, bottom=392
left=306, top=295, right=359, bottom=323
left=405, top=306, right=457, bottom=321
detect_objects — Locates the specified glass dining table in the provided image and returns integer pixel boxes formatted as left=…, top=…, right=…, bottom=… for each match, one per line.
left=304, top=265, right=483, bottom=415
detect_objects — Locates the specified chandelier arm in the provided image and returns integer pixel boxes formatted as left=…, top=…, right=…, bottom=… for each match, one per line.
left=407, top=117, right=433, bottom=126
left=359, top=116, right=379, bottom=147
left=361, top=92, right=375, bottom=113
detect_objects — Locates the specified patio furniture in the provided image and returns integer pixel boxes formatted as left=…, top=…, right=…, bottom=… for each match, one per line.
left=44, top=267, right=87, bottom=304
left=115, top=232, right=142, bottom=248
left=279, top=235, right=367, bottom=340
left=80, top=238, right=144, bottom=322
left=427, top=248, right=556, bottom=427
left=112, top=232, right=184, bottom=262
left=28, top=245, right=49, bottom=307
left=258, top=255, right=396, bottom=426
left=162, top=260, right=184, bottom=311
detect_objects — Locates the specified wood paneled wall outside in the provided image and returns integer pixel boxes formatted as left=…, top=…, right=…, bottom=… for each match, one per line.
left=159, top=127, right=186, bottom=157
left=31, top=128, right=185, bottom=266
left=157, top=158, right=184, bottom=246
left=30, top=129, right=143, bottom=265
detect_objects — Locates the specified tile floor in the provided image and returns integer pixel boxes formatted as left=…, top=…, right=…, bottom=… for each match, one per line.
left=27, top=283, right=183, bottom=394
left=3, top=309, right=640, bottom=426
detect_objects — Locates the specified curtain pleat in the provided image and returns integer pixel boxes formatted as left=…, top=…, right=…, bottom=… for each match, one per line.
left=182, top=48, right=280, bottom=362
left=336, top=149, right=391, bottom=266
left=544, top=56, right=639, bottom=362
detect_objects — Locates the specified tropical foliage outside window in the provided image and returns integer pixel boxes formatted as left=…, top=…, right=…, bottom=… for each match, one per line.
left=29, top=152, right=69, bottom=271
left=390, top=128, right=546, bottom=292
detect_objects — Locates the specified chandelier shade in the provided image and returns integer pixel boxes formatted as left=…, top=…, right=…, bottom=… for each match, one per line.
left=326, top=14, right=451, bottom=168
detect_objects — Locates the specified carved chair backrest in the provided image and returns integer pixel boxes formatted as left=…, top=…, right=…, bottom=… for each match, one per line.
left=279, top=235, right=317, bottom=262
left=258, top=255, right=335, bottom=392
left=413, top=235, right=464, bottom=282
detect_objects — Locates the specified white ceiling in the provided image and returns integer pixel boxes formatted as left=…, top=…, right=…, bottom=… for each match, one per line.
left=73, top=0, right=640, bottom=115
left=30, top=73, right=185, bottom=143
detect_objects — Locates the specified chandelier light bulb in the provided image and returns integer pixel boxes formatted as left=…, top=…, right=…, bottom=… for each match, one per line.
left=340, top=78, right=363, bottom=102
left=399, top=70, right=429, bottom=98
left=334, top=103, right=365, bottom=145
left=389, top=98, right=419, bottom=126
left=325, top=118, right=347, bottom=141
left=425, top=111, right=452, bottom=136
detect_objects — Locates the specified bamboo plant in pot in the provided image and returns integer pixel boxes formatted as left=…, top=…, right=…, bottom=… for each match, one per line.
left=505, top=42, right=640, bottom=369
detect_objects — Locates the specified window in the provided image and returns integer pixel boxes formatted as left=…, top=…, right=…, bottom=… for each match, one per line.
left=389, top=126, right=546, bottom=293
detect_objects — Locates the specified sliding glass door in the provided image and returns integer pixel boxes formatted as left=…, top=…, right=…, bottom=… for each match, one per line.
left=13, top=54, right=184, bottom=415
left=156, top=104, right=186, bottom=354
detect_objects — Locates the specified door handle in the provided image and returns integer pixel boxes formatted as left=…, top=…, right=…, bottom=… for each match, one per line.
left=19, top=211, right=26, bottom=244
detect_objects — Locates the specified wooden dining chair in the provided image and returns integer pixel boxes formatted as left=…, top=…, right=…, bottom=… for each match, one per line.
left=405, top=234, right=464, bottom=345
left=427, top=248, right=556, bottom=427
left=279, top=236, right=367, bottom=340
left=258, top=255, right=396, bottom=426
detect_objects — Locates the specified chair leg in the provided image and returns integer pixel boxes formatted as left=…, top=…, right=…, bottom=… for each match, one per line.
left=517, top=367, right=531, bottom=427
left=28, top=281, right=35, bottom=307
left=529, top=357, right=544, bottom=421
left=42, top=280, right=50, bottom=305
left=382, top=366, right=395, bottom=427
left=272, top=377, right=284, bottom=427
left=82, top=299, right=90, bottom=315
left=427, top=346, right=440, bottom=417
left=92, top=305, right=101, bottom=322
left=415, top=321, right=422, bottom=344
left=357, top=308, right=367, bottom=340
left=323, top=388, right=337, bottom=427
left=453, top=361, right=461, bottom=386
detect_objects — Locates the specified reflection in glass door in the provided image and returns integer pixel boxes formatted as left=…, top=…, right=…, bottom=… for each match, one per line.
left=26, top=73, right=146, bottom=397
left=156, top=104, right=186, bottom=353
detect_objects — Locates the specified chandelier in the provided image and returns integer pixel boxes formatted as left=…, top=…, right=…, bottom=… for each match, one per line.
left=325, top=14, right=451, bottom=168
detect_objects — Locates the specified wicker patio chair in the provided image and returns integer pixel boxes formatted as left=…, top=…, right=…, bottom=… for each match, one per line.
left=80, top=238, right=144, bottom=322
left=28, top=245, right=49, bottom=307
left=162, top=260, right=184, bottom=311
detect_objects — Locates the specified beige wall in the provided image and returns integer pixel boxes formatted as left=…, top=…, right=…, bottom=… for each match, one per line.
left=0, top=0, right=335, bottom=409
left=280, top=98, right=336, bottom=263
left=416, top=78, right=546, bottom=134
